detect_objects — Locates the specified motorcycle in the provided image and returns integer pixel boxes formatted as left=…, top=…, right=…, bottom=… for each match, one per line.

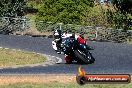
left=62, top=37, right=95, bottom=64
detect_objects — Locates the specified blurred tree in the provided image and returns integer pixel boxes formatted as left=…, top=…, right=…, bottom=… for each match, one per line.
left=106, top=0, right=132, bottom=30
left=112, top=0, right=132, bottom=14
left=0, top=0, right=26, bottom=17
left=36, top=0, right=94, bottom=25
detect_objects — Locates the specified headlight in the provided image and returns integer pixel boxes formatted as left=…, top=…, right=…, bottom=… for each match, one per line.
left=83, top=45, right=86, bottom=49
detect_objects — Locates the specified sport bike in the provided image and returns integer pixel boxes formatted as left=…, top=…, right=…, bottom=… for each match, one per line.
left=63, top=37, right=95, bottom=64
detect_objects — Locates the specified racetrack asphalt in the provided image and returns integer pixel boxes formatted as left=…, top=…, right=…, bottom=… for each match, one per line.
left=0, top=34, right=132, bottom=74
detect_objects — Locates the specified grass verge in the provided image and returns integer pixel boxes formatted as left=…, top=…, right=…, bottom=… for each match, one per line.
left=0, top=48, right=47, bottom=66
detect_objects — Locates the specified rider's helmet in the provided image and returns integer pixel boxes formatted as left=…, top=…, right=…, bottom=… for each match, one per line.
left=53, top=29, right=62, bottom=42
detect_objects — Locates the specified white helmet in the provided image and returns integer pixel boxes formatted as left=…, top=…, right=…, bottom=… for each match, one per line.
left=53, top=29, right=62, bottom=42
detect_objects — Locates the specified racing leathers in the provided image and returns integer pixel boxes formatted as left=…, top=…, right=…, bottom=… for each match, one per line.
left=52, top=32, right=73, bottom=54
left=52, top=32, right=88, bottom=54
left=52, top=32, right=93, bottom=63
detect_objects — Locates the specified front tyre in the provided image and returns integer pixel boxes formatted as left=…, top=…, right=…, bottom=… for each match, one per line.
left=74, top=49, right=90, bottom=64
left=74, top=49, right=95, bottom=64
left=87, top=52, right=95, bottom=64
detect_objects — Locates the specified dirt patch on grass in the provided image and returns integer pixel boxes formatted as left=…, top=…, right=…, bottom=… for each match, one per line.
left=0, top=74, right=76, bottom=85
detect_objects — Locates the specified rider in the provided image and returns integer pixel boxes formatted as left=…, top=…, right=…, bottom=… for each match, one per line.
left=52, top=29, right=92, bottom=63
left=52, top=29, right=82, bottom=53
left=52, top=29, right=63, bottom=54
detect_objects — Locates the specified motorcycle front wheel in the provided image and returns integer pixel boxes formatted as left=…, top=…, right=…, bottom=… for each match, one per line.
left=74, top=49, right=95, bottom=64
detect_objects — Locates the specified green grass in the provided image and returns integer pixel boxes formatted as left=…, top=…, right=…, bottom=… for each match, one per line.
left=0, top=82, right=132, bottom=88
left=0, top=48, right=47, bottom=66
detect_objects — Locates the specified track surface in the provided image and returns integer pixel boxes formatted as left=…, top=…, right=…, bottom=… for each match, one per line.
left=0, top=34, right=132, bottom=74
